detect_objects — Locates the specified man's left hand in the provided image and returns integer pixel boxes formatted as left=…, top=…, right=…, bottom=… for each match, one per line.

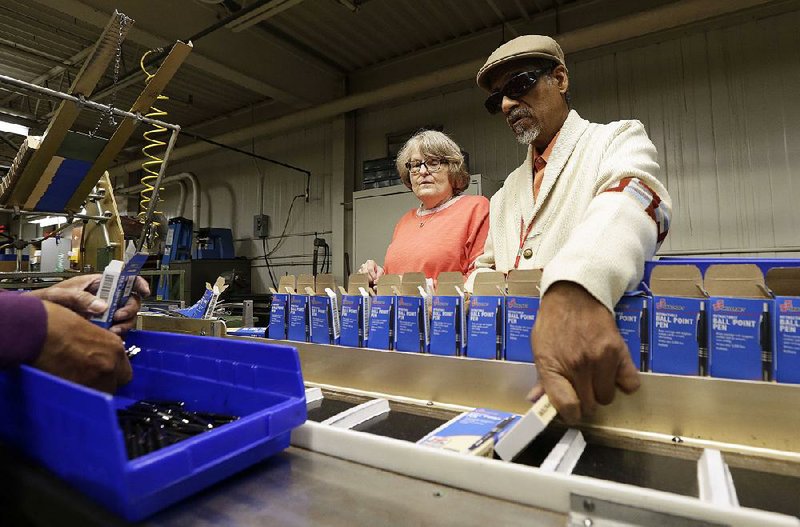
left=26, top=274, right=150, bottom=335
left=530, top=281, right=640, bottom=424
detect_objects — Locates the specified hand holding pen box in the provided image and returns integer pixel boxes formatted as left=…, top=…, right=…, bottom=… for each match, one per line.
left=530, top=281, right=640, bottom=424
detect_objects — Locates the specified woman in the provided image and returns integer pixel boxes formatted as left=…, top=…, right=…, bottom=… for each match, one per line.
left=359, top=130, right=489, bottom=283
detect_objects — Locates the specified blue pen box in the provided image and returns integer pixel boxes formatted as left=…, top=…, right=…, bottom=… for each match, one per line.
left=394, top=273, right=431, bottom=353
left=705, top=264, right=772, bottom=381
left=649, top=264, right=707, bottom=376
left=767, top=268, right=800, bottom=384
left=0, top=330, right=306, bottom=521
left=614, top=293, right=652, bottom=371
left=504, top=269, right=542, bottom=364
left=287, top=274, right=315, bottom=342
left=269, top=292, right=289, bottom=339
left=467, top=272, right=506, bottom=360
left=430, top=272, right=466, bottom=357
left=366, top=275, right=401, bottom=350
left=339, top=274, right=371, bottom=348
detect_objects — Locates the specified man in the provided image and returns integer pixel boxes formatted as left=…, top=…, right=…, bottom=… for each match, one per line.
left=0, top=274, right=149, bottom=393
left=472, top=35, right=672, bottom=423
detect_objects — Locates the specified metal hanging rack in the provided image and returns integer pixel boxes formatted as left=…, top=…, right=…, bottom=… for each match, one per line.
left=0, top=72, right=181, bottom=267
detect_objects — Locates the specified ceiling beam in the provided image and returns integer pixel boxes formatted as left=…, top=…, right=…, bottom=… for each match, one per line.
left=30, top=0, right=343, bottom=107
left=117, top=0, right=782, bottom=172
left=226, top=0, right=306, bottom=32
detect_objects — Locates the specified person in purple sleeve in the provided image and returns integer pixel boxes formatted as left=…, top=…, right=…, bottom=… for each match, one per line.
left=0, top=274, right=149, bottom=393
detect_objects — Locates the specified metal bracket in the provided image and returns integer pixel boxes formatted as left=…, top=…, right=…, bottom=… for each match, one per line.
left=569, top=494, right=728, bottom=527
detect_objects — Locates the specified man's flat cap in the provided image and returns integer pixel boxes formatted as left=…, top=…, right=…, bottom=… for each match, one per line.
left=476, top=35, right=565, bottom=91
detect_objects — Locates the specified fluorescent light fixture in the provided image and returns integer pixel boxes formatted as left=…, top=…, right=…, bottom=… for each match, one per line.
left=30, top=216, right=68, bottom=227
left=0, top=119, right=29, bottom=137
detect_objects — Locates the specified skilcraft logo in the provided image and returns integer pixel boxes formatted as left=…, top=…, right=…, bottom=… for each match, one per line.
left=507, top=298, right=530, bottom=309
left=712, top=299, right=746, bottom=313
left=656, top=298, right=685, bottom=311
left=780, top=299, right=800, bottom=313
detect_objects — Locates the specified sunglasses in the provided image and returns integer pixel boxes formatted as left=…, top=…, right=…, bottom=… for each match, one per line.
left=484, top=68, right=551, bottom=114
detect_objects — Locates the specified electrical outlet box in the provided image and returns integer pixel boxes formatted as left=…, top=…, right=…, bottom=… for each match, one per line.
left=253, top=214, right=270, bottom=238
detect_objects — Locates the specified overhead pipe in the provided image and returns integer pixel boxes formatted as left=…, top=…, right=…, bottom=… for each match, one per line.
left=114, top=171, right=200, bottom=227
left=118, top=0, right=775, bottom=172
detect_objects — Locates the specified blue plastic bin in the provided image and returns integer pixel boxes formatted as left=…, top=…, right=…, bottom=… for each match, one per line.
left=0, top=330, right=306, bottom=521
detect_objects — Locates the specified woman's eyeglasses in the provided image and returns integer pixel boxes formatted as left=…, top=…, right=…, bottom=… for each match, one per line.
left=405, top=158, right=445, bottom=174
left=484, top=68, right=550, bottom=114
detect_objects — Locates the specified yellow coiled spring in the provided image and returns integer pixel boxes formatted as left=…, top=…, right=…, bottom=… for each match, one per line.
left=138, top=49, right=167, bottom=230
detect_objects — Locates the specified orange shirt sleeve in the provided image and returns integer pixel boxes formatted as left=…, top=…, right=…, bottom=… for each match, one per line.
left=463, top=197, right=490, bottom=274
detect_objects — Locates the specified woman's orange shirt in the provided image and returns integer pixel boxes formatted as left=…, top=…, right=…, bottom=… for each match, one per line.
left=382, top=195, right=490, bottom=280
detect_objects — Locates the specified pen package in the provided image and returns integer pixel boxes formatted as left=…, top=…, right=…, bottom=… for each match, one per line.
left=268, top=275, right=296, bottom=340
left=430, top=272, right=466, bottom=357
left=649, top=265, right=708, bottom=376
left=367, top=274, right=401, bottom=350
left=417, top=408, right=520, bottom=458
left=766, top=267, right=800, bottom=384
left=287, top=274, right=314, bottom=342
left=90, top=245, right=149, bottom=328
left=395, top=273, right=431, bottom=353
left=505, top=269, right=542, bottom=363
left=340, top=274, right=371, bottom=348
left=706, top=264, right=772, bottom=381
left=614, top=291, right=652, bottom=372
left=308, top=274, right=341, bottom=345
left=466, top=272, right=506, bottom=360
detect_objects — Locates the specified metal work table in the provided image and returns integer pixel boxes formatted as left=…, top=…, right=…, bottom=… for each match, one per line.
left=0, top=445, right=560, bottom=527
left=3, top=322, right=800, bottom=526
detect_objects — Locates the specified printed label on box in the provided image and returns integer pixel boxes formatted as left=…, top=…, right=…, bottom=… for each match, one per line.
left=775, top=297, right=800, bottom=383
left=651, top=296, right=703, bottom=375
left=367, top=295, right=394, bottom=350
left=709, top=297, right=767, bottom=381
left=269, top=293, right=289, bottom=340
left=340, top=295, right=364, bottom=347
left=505, top=296, right=539, bottom=363
left=287, top=295, right=309, bottom=342
left=467, top=296, right=504, bottom=360
left=310, top=295, right=339, bottom=345
left=395, top=296, right=426, bottom=353
left=430, top=296, right=463, bottom=356
left=417, top=408, right=520, bottom=457
left=615, top=296, right=650, bottom=371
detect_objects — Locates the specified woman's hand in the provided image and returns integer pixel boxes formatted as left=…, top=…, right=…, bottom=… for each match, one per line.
left=358, top=260, right=384, bottom=284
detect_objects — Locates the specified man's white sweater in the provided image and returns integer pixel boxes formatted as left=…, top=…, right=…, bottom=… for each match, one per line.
left=472, top=110, right=672, bottom=311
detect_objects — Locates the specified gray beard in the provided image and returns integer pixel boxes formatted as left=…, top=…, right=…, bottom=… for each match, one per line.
left=515, top=123, right=541, bottom=145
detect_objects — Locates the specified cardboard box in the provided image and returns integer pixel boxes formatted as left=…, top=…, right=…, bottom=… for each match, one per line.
left=705, top=264, right=772, bottom=381
left=467, top=272, right=506, bottom=360
left=268, top=275, right=295, bottom=340
left=614, top=292, right=651, bottom=371
left=767, top=268, right=800, bottom=384
left=367, top=274, right=401, bottom=350
left=650, top=265, right=707, bottom=376
left=308, top=274, right=340, bottom=345
left=417, top=408, right=520, bottom=458
left=395, top=273, right=431, bottom=353
left=287, top=274, right=314, bottom=342
left=430, top=272, right=466, bottom=357
left=339, top=274, right=371, bottom=348
left=504, top=269, right=541, bottom=363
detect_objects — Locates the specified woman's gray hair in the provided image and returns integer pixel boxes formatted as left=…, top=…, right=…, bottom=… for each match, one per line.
left=396, top=130, right=470, bottom=194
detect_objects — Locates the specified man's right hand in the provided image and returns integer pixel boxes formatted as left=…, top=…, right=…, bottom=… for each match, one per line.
left=358, top=259, right=384, bottom=284
left=32, top=301, right=131, bottom=394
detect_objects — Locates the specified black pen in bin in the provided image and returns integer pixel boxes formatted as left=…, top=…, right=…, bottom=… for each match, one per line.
left=697, top=302, right=707, bottom=376
left=761, top=301, right=772, bottom=382
left=640, top=298, right=649, bottom=372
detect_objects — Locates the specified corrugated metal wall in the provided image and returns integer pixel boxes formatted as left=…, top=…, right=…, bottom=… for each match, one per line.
left=159, top=6, right=800, bottom=292
left=161, top=123, right=333, bottom=293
